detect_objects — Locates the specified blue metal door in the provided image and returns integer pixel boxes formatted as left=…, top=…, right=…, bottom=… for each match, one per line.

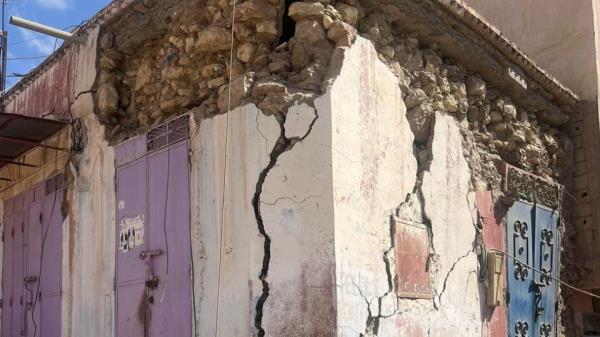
left=507, top=201, right=558, bottom=337
left=532, top=206, right=558, bottom=337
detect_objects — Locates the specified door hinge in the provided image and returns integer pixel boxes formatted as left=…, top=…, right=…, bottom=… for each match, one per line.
left=39, top=212, right=43, bottom=224
left=9, top=297, right=12, bottom=307
left=1, top=231, right=4, bottom=242
left=10, top=227, right=14, bottom=238
left=21, top=222, right=24, bottom=233
left=0, top=298, right=3, bottom=308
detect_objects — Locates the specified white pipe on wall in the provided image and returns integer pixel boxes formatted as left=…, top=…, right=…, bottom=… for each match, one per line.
left=9, top=16, right=85, bottom=43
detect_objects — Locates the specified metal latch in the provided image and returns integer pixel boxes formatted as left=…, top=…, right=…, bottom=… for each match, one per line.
left=139, top=249, right=163, bottom=260
left=24, top=276, right=38, bottom=284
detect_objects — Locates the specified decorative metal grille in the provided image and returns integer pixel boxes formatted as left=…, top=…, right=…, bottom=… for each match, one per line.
left=504, top=164, right=561, bottom=209
left=146, top=115, right=189, bottom=152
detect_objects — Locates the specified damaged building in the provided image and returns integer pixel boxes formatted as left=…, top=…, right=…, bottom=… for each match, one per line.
left=0, top=0, right=592, bottom=336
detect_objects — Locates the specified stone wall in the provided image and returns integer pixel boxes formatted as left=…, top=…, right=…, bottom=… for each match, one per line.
left=0, top=0, right=575, bottom=336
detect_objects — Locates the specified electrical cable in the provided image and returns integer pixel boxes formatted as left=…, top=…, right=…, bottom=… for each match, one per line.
left=7, top=55, right=48, bottom=60
left=159, top=142, right=171, bottom=304
left=488, top=248, right=600, bottom=300
left=214, top=1, right=237, bottom=336
left=30, top=186, right=58, bottom=337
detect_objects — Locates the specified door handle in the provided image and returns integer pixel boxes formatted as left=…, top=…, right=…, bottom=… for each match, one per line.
left=139, top=249, right=163, bottom=260
left=533, top=281, right=544, bottom=319
left=23, top=276, right=38, bottom=284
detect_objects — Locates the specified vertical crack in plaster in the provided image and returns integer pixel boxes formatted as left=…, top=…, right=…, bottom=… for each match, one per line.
left=252, top=107, right=318, bottom=337
left=435, top=250, right=473, bottom=307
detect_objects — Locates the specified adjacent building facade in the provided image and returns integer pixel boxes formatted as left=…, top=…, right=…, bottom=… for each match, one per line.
left=0, top=0, right=588, bottom=336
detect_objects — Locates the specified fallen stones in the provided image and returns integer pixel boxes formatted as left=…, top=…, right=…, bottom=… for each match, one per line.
left=195, top=27, right=231, bottom=51
left=234, top=0, right=278, bottom=22
left=217, top=72, right=256, bottom=112
left=97, top=83, right=119, bottom=117
left=289, top=2, right=325, bottom=21
left=335, top=2, right=359, bottom=25
left=327, top=21, right=356, bottom=44
left=407, top=103, right=434, bottom=143
left=405, top=88, right=427, bottom=109
left=237, top=42, right=257, bottom=63
left=466, top=76, right=486, bottom=97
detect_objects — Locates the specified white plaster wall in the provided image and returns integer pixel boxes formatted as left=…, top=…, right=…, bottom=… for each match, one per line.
left=328, top=37, right=418, bottom=335
left=261, top=101, right=336, bottom=336
left=418, top=112, right=480, bottom=335
left=64, top=26, right=117, bottom=337
left=190, top=104, right=279, bottom=337
left=326, top=37, right=484, bottom=336
left=190, top=99, right=337, bottom=337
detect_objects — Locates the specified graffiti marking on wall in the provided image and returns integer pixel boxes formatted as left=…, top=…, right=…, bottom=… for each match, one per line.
left=119, top=214, right=144, bottom=252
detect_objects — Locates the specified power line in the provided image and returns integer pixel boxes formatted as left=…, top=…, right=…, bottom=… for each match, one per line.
left=488, top=248, right=600, bottom=300
left=9, top=35, right=46, bottom=46
left=7, top=54, right=48, bottom=60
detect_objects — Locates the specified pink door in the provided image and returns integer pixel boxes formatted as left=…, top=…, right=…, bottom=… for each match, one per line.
left=2, top=177, right=63, bottom=337
left=115, top=116, right=192, bottom=337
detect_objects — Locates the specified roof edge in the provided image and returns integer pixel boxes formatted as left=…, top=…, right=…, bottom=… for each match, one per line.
left=433, top=0, right=579, bottom=104
left=2, top=0, right=580, bottom=106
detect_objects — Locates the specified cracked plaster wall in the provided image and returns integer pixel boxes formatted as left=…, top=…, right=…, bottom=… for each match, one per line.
left=188, top=36, right=492, bottom=337
left=0, top=0, right=577, bottom=336
left=330, top=37, right=483, bottom=337
left=63, top=26, right=117, bottom=337
left=190, top=103, right=278, bottom=337
left=329, top=37, right=417, bottom=335
left=190, top=98, right=335, bottom=337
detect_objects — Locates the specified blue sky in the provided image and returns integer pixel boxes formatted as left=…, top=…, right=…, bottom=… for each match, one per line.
left=4, top=0, right=111, bottom=88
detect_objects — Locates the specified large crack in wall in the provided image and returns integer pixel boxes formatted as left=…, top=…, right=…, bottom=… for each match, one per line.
left=252, top=108, right=319, bottom=336
left=94, top=0, right=576, bottom=336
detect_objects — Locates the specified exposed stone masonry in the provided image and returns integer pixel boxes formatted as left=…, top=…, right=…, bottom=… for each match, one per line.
left=96, top=0, right=572, bottom=185
left=94, top=1, right=575, bottom=334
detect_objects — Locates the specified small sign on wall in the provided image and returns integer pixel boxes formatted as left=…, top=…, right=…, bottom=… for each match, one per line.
left=119, top=214, right=144, bottom=252
left=395, top=219, right=432, bottom=299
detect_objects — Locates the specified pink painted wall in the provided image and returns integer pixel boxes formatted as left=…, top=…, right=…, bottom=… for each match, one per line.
left=3, top=49, right=78, bottom=121
left=477, top=191, right=507, bottom=337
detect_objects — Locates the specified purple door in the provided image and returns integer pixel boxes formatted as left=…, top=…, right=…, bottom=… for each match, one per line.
left=24, top=195, right=42, bottom=337
left=38, top=188, right=63, bottom=337
left=2, top=198, right=15, bottom=337
left=116, top=132, right=191, bottom=337
left=2, top=178, right=63, bottom=337
left=12, top=196, right=25, bottom=337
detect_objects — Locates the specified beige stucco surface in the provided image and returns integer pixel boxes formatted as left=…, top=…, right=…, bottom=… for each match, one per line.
left=465, top=0, right=597, bottom=99
left=328, top=37, right=417, bottom=335
left=190, top=104, right=279, bottom=337
left=63, top=26, right=117, bottom=337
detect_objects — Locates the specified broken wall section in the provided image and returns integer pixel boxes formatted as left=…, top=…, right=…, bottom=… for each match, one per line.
left=96, top=0, right=576, bottom=336
left=63, top=26, right=118, bottom=337
left=189, top=97, right=336, bottom=337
